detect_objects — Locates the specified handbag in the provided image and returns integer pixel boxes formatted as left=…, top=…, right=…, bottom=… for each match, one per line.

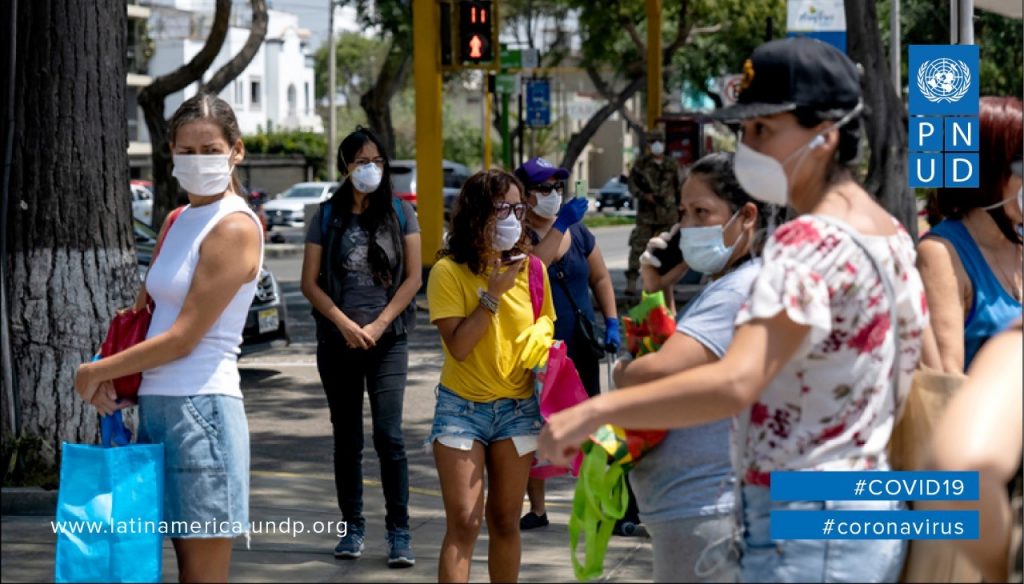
left=55, top=411, right=164, bottom=582
left=814, top=216, right=979, bottom=584
left=99, top=207, right=183, bottom=401
left=551, top=260, right=606, bottom=361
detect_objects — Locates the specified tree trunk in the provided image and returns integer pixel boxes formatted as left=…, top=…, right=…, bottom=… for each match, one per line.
left=845, top=0, right=917, bottom=239
left=4, top=0, right=135, bottom=470
left=360, top=39, right=412, bottom=158
left=139, top=0, right=267, bottom=228
left=560, top=75, right=646, bottom=172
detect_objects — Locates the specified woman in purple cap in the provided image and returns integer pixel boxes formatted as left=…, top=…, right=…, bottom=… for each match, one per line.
left=537, top=37, right=931, bottom=582
left=513, top=157, right=619, bottom=531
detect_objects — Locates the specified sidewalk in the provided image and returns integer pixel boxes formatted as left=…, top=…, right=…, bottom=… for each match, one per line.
left=0, top=308, right=653, bottom=583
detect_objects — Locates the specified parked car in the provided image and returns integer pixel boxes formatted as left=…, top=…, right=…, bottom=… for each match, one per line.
left=389, top=159, right=471, bottom=214
left=595, top=175, right=634, bottom=211
left=264, top=182, right=337, bottom=228
left=133, top=218, right=289, bottom=349
left=130, top=181, right=154, bottom=225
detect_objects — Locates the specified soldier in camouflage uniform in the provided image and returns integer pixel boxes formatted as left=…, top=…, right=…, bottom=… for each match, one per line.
left=626, top=129, right=681, bottom=294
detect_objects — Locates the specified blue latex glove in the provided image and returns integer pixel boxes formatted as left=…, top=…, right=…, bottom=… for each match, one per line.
left=553, top=197, right=589, bottom=233
left=604, top=317, right=621, bottom=354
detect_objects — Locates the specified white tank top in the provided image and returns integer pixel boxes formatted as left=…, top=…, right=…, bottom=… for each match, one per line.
left=139, top=195, right=264, bottom=398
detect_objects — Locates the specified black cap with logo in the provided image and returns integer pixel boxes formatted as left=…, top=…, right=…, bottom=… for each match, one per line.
left=711, top=37, right=862, bottom=122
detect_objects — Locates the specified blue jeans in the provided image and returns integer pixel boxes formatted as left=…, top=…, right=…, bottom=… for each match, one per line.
left=317, top=333, right=410, bottom=531
left=739, top=486, right=906, bottom=583
left=427, top=385, right=542, bottom=453
left=137, top=394, right=250, bottom=538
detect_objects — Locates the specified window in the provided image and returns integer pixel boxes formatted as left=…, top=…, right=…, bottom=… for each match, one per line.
left=234, top=80, right=244, bottom=106
left=250, top=79, right=262, bottom=110
left=287, top=84, right=297, bottom=115
left=304, top=82, right=311, bottom=115
left=126, top=87, right=139, bottom=142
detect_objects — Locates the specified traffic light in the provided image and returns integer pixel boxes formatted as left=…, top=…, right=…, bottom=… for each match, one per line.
left=457, top=1, right=495, bottom=66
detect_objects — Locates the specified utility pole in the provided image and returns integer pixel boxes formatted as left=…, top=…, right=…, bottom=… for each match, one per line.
left=645, top=0, right=662, bottom=130
left=890, top=0, right=901, bottom=96
left=327, top=0, right=337, bottom=181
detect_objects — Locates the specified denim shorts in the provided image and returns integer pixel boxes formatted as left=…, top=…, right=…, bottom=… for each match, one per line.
left=739, top=485, right=906, bottom=583
left=138, top=394, right=250, bottom=539
left=427, top=385, right=542, bottom=455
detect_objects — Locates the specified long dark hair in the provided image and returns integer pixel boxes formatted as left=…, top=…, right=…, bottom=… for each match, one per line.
left=331, top=127, right=402, bottom=287
left=169, top=92, right=244, bottom=194
left=934, top=96, right=1023, bottom=244
left=440, top=169, right=531, bottom=275
left=686, top=151, right=773, bottom=254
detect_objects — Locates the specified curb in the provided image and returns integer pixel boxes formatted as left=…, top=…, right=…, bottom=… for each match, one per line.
left=1, top=487, right=58, bottom=516
left=264, top=244, right=304, bottom=259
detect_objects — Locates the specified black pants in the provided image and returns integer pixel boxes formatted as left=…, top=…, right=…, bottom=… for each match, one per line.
left=567, top=340, right=602, bottom=398
left=317, top=333, right=410, bottom=531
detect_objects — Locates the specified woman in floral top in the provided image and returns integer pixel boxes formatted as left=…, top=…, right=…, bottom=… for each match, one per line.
left=538, top=38, right=929, bottom=583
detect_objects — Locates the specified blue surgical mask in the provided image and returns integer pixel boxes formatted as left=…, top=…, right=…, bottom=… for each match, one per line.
left=678, top=211, right=744, bottom=274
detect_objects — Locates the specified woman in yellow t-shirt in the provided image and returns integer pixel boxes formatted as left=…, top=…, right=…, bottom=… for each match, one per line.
left=427, top=169, right=555, bottom=582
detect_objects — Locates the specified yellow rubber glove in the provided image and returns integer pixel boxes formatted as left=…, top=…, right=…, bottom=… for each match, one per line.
left=516, top=315, right=555, bottom=370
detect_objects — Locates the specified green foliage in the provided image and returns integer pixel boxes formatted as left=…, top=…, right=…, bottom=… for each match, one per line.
left=584, top=213, right=636, bottom=228
left=673, top=0, right=786, bottom=98
left=244, top=130, right=327, bottom=176
left=313, top=32, right=389, bottom=107
left=878, top=0, right=1023, bottom=97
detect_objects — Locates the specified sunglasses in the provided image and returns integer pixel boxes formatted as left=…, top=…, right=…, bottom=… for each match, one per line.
left=529, top=181, right=565, bottom=195
left=494, top=202, right=527, bottom=220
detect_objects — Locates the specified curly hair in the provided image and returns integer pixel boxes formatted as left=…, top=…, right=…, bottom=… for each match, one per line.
left=439, top=169, right=531, bottom=275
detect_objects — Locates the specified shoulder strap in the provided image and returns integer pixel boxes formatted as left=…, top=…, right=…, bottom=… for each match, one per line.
left=392, top=197, right=407, bottom=232
left=320, top=201, right=333, bottom=240
left=813, top=215, right=902, bottom=422
left=528, top=254, right=544, bottom=322
left=152, top=206, right=184, bottom=261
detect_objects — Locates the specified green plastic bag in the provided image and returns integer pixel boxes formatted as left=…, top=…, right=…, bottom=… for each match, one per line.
left=568, top=440, right=629, bottom=581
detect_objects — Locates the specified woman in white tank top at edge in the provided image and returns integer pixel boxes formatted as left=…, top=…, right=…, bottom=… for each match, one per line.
left=74, top=93, right=263, bottom=583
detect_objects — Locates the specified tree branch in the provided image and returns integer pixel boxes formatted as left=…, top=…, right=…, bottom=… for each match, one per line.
left=586, top=65, right=645, bottom=136
left=203, top=0, right=269, bottom=95
left=139, top=0, right=231, bottom=105
left=663, top=0, right=691, bottom=64
left=560, top=74, right=646, bottom=171
left=619, top=11, right=646, bottom=56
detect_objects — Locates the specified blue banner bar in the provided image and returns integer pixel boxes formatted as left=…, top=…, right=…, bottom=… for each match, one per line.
left=770, top=471, right=979, bottom=501
left=771, top=510, right=979, bottom=540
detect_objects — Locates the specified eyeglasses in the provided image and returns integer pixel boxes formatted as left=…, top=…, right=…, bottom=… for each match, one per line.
left=494, top=202, right=527, bottom=220
left=529, top=181, right=565, bottom=195
left=353, top=157, right=386, bottom=167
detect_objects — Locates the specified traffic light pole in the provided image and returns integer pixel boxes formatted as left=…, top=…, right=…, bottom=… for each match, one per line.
left=483, top=77, right=493, bottom=169
left=327, top=0, right=337, bottom=181
left=501, top=91, right=511, bottom=169
left=645, top=0, right=662, bottom=130
left=413, top=0, right=444, bottom=266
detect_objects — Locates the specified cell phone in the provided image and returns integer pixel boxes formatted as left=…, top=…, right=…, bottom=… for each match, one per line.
left=652, top=230, right=683, bottom=275
left=503, top=253, right=526, bottom=264
left=574, top=179, right=588, bottom=198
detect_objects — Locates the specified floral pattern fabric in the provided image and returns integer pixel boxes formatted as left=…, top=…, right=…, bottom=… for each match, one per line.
left=734, top=216, right=928, bottom=486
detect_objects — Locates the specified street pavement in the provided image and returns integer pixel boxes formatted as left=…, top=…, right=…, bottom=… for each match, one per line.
left=0, top=225, right=654, bottom=583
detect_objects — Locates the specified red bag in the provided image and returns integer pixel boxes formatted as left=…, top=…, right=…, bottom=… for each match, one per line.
left=100, top=207, right=183, bottom=401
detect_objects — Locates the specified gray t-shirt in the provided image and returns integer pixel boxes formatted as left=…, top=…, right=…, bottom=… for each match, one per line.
left=628, top=258, right=761, bottom=523
left=306, top=200, right=419, bottom=326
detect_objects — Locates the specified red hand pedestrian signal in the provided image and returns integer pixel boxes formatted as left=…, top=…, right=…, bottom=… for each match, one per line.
left=469, top=35, right=483, bottom=59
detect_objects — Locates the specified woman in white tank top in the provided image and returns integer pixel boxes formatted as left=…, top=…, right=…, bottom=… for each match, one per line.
left=74, top=94, right=263, bottom=582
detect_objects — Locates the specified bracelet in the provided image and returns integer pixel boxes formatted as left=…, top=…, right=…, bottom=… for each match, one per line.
left=479, top=290, right=499, bottom=314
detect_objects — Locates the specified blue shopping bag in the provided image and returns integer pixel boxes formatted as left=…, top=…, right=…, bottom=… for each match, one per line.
left=55, top=408, right=164, bottom=583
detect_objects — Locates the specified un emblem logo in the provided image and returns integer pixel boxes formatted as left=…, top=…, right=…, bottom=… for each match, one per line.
left=916, top=58, right=972, bottom=103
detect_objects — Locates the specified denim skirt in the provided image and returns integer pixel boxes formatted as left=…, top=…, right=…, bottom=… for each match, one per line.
left=138, top=394, right=250, bottom=538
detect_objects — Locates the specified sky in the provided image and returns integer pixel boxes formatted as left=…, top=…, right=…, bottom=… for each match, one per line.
left=269, top=0, right=362, bottom=49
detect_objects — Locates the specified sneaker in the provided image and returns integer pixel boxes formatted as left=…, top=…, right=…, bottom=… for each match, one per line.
left=386, top=528, right=416, bottom=568
left=334, top=526, right=365, bottom=559
left=519, top=512, right=550, bottom=530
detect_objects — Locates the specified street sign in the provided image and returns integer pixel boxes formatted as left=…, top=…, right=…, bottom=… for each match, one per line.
left=499, top=46, right=539, bottom=70
left=495, top=73, right=520, bottom=95
left=526, top=79, right=551, bottom=128
left=786, top=0, right=847, bottom=53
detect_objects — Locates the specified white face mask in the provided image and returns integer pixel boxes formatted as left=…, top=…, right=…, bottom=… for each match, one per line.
left=678, top=211, right=743, bottom=274
left=532, top=191, right=562, bottom=218
left=492, top=212, right=522, bottom=252
left=172, top=153, right=233, bottom=196
left=350, top=163, right=383, bottom=193
left=733, top=103, right=863, bottom=207
left=650, top=141, right=665, bottom=156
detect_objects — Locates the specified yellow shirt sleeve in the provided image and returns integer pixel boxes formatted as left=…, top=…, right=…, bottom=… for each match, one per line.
left=427, top=258, right=469, bottom=323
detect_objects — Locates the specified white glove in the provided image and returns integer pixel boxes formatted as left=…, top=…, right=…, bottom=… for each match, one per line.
left=638, top=225, right=679, bottom=269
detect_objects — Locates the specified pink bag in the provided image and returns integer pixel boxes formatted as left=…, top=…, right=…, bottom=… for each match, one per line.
left=526, top=256, right=586, bottom=479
